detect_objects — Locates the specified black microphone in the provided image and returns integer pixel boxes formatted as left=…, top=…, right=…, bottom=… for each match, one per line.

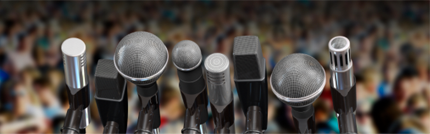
left=113, top=31, right=168, bottom=134
left=95, top=59, right=128, bottom=134
left=61, top=38, right=91, bottom=134
left=172, top=40, right=209, bottom=134
left=204, top=53, right=235, bottom=133
left=232, top=36, right=268, bottom=134
left=270, top=54, right=325, bottom=134
left=328, top=36, right=357, bottom=133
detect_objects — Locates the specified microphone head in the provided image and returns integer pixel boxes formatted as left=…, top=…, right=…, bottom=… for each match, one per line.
left=328, top=36, right=352, bottom=72
left=233, top=36, right=265, bottom=80
left=113, top=31, right=168, bottom=86
left=270, top=53, right=325, bottom=107
left=61, top=37, right=88, bottom=94
left=172, top=40, right=202, bottom=71
left=95, top=59, right=126, bottom=101
left=204, top=53, right=233, bottom=107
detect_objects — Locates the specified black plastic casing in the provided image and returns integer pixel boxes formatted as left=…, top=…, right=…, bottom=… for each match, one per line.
left=235, top=70, right=268, bottom=131
left=210, top=101, right=235, bottom=133
left=62, top=85, right=90, bottom=133
left=177, top=65, right=209, bottom=134
left=94, top=59, right=129, bottom=134
left=291, top=105, right=316, bottom=134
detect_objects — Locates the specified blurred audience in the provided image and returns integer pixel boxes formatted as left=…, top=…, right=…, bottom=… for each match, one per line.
left=0, top=1, right=428, bottom=133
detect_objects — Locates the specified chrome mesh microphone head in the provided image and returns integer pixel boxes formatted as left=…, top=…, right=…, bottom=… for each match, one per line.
left=113, top=31, right=168, bottom=86
left=62, top=38, right=88, bottom=95
left=172, top=40, right=202, bottom=71
left=204, top=53, right=233, bottom=107
left=270, top=53, right=326, bottom=107
left=233, top=36, right=265, bottom=80
left=328, top=36, right=352, bottom=72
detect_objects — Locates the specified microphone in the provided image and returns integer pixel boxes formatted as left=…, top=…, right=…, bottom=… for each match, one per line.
left=204, top=53, right=235, bottom=133
left=232, top=36, right=268, bottom=133
left=172, top=40, right=209, bottom=134
left=61, top=38, right=91, bottom=134
left=113, top=31, right=168, bottom=134
left=328, top=36, right=357, bottom=133
left=95, top=59, right=128, bottom=134
left=270, top=53, right=325, bottom=134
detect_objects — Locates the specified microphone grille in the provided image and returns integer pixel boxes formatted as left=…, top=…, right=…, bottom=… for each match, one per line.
left=233, top=36, right=265, bottom=80
left=328, top=36, right=352, bottom=71
left=270, top=53, right=325, bottom=107
left=172, top=40, right=202, bottom=71
left=114, top=31, right=168, bottom=86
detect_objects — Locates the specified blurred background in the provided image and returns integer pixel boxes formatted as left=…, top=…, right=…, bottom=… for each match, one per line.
left=0, top=1, right=428, bottom=133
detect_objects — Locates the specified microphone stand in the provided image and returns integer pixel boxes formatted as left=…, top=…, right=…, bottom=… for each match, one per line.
left=62, top=86, right=91, bottom=134
left=135, top=83, right=161, bottom=134
left=291, top=105, right=316, bottom=134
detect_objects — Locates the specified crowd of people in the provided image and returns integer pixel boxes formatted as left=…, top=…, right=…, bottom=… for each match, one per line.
left=0, top=1, right=428, bottom=133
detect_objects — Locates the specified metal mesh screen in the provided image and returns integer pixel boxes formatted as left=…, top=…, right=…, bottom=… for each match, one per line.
left=172, top=40, right=202, bottom=70
left=271, top=53, right=325, bottom=106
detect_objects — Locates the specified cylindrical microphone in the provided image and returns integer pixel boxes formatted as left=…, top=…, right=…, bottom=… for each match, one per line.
left=232, top=36, right=268, bottom=134
left=270, top=53, right=325, bottom=134
left=172, top=40, right=208, bottom=134
left=113, top=31, right=168, bottom=134
left=328, top=36, right=357, bottom=133
left=61, top=38, right=91, bottom=134
left=204, top=53, right=235, bottom=133
left=95, top=59, right=128, bottom=134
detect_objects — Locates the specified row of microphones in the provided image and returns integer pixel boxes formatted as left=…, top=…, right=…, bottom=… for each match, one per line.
left=61, top=31, right=357, bottom=134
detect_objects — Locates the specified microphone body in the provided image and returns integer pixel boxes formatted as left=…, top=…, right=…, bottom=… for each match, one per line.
left=172, top=40, right=208, bottom=134
left=328, top=36, right=357, bottom=133
left=204, top=53, right=235, bottom=133
left=94, top=59, right=128, bottom=134
left=61, top=38, right=91, bottom=134
left=113, top=31, right=168, bottom=134
left=232, top=36, right=268, bottom=133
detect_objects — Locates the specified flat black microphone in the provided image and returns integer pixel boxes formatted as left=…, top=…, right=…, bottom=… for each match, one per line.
left=328, top=36, right=357, bottom=133
left=172, top=40, right=208, bottom=134
left=270, top=53, right=325, bottom=134
left=232, top=36, right=268, bottom=134
left=204, top=53, right=235, bottom=133
left=113, top=31, right=169, bottom=134
left=95, top=59, right=128, bottom=134
left=61, top=38, right=91, bottom=134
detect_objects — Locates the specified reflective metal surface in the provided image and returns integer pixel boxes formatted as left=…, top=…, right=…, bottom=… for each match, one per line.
left=61, top=38, right=89, bottom=95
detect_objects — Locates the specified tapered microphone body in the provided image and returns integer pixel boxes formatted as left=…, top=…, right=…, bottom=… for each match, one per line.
left=270, top=54, right=326, bottom=134
left=172, top=40, right=208, bottom=134
left=61, top=38, right=91, bottom=134
left=232, top=36, right=268, bottom=133
left=114, top=31, right=168, bottom=134
left=95, top=59, right=128, bottom=134
left=204, top=53, right=235, bottom=133
left=328, top=36, right=357, bottom=133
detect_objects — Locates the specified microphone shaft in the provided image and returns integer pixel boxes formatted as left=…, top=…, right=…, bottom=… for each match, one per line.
left=135, top=83, right=161, bottom=134
left=330, top=80, right=357, bottom=133
left=291, top=105, right=316, bottom=134
left=211, top=102, right=235, bottom=133
left=177, top=66, right=209, bottom=134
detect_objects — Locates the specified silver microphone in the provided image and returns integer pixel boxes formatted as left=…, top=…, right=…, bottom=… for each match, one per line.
left=270, top=53, right=325, bottom=134
left=172, top=40, right=208, bottom=134
left=204, top=53, right=235, bottom=133
left=61, top=38, right=91, bottom=133
left=113, top=31, right=168, bottom=134
left=328, top=36, right=357, bottom=133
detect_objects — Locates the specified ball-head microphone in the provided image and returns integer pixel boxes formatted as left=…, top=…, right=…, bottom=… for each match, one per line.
left=204, top=53, right=235, bottom=133
left=61, top=38, right=91, bottom=134
left=172, top=40, right=209, bottom=134
left=270, top=53, right=325, bottom=134
left=232, top=36, right=268, bottom=134
left=328, top=36, right=357, bottom=133
left=114, top=31, right=168, bottom=134
left=95, top=59, right=128, bottom=134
